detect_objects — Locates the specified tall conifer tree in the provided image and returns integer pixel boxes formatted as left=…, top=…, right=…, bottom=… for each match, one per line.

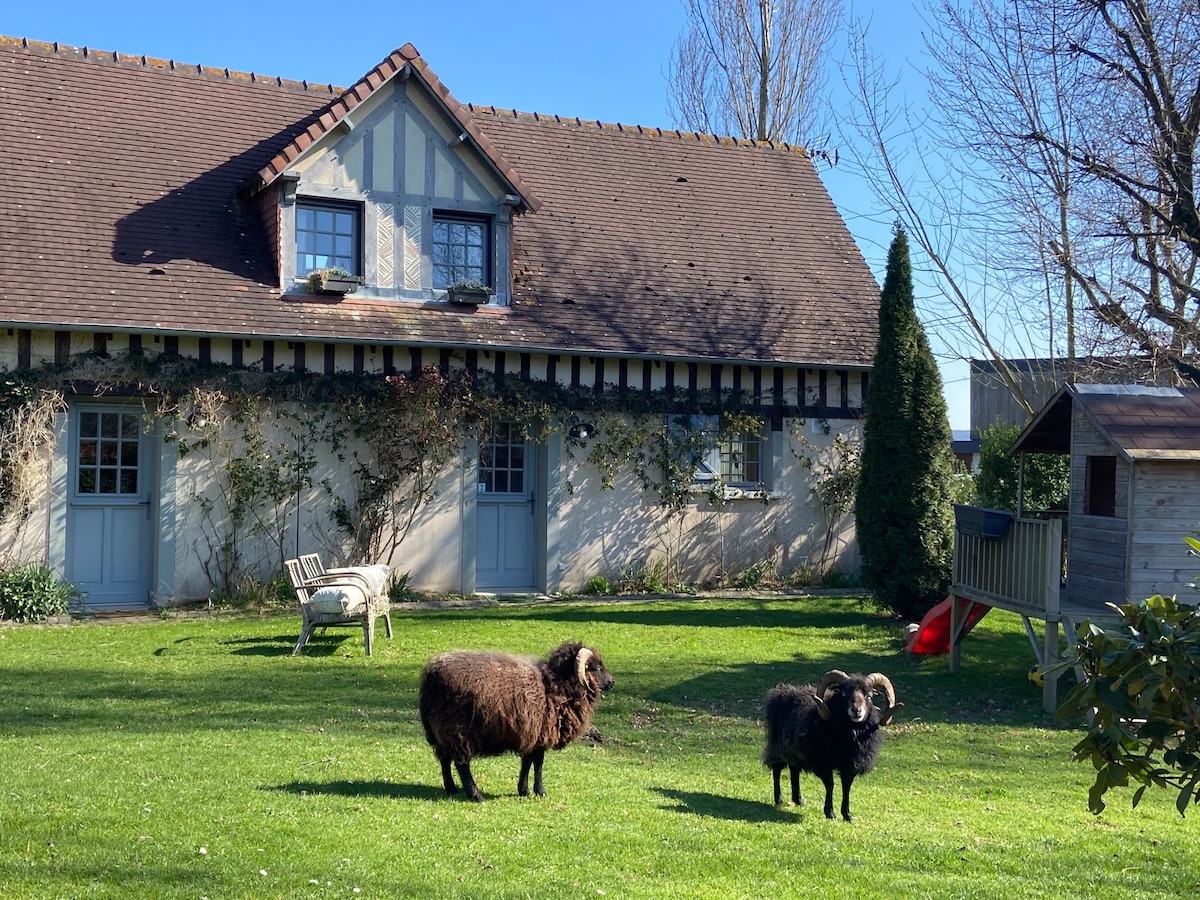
left=855, top=226, right=954, bottom=619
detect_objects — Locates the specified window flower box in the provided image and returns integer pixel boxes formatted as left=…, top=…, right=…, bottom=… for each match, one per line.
left=306, top=267, right=364, bottom=295
left=446, top=280, right=493, bottom=305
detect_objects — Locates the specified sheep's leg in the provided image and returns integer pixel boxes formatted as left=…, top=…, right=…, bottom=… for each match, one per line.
left=818, top=770, right=837, bottom=820
left=516, top=748, right=546, bottom=798
left=455, top=762, right=484, bottom=802
left=437, top=755, right=457, bottom=796
left=771, top=765, right=784, bottom=805
left=839, top=771, right=855, bottom=823
left=790, top=767, right=802, bottom=806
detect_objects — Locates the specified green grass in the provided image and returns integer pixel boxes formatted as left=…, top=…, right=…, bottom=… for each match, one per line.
left=0, top=597, right=1196, bottom=899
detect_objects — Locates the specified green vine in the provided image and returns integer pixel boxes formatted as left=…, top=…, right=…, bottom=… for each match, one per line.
left=0, top=370, right=66, bottom=535
left=789, top=417, right=862, bottom=575
left=2, top=350, right=827, bottom=594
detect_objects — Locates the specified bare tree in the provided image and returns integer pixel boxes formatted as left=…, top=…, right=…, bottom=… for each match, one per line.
left=668, top=0, right=843, bottom=146
left=841, top=0, right=1200, bottom=408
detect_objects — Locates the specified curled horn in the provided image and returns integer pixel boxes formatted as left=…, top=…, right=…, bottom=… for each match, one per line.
left=813, top=669, right=848, bottom=720
left=865, top=673, right=899, bottom=725
left=576, top=647, right=594, bottom=684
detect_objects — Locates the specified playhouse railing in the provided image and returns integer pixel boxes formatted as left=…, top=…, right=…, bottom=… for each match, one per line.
left=951, top=509, right=1063, bottom=617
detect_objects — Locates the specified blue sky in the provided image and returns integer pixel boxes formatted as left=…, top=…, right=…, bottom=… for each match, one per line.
left=6, top=1, right=969, bottom=425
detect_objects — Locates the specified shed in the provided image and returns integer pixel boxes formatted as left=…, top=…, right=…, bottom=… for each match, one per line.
left=948, top=383, right=1200, bottom=711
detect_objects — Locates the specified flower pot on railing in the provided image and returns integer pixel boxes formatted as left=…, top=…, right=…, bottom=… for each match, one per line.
left=953, top=504, right=1013, bottom=541
left=305, top=267, right=364, bottom=296
left=445, top=281, right=492, bottom=305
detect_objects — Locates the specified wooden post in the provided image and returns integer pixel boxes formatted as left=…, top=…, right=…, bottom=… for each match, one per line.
left=1042, top=620, right=1060, bottom=715
left=1042, top=518, right=1063, bottom=714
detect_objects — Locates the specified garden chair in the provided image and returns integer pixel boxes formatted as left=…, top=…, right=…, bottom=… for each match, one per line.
left=284, top=557, right=394, bottom=657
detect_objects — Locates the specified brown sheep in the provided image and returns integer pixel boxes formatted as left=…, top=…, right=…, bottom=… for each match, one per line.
left=418, top=641, right=614, bottom=801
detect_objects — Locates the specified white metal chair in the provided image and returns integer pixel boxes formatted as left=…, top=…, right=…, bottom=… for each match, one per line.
left=285, top=556, right=394, bottom=656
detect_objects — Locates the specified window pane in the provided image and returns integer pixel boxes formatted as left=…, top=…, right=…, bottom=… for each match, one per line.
left=495, top=472, right=509, bottom=493
left=101, top=413, right=118, bottom=438
left=78, top=469, right=96, bottom=493
left=99, top=470, right=117, bottom=493
left=120, top=441, right=139, bottom=467
left=121, top=414, right=139, bottom=438
left=510, top=472, right=523, bottom=493
left=79, top=442, right=97, bottom=465
left=100, top=441, right=118, bottom=466
left=80, top=412, right=98, bottom=438
left=433, top=215, right=490, bottom=287
left=120, top=471, right=138, bottom=494
left=297, top=202, right=360, bottom=276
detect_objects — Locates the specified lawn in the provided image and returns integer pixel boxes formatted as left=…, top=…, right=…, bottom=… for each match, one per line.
left=0, top=596, right=1195, bottom=899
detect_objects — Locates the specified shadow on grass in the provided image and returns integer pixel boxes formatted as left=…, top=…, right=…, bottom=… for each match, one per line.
left=507, top=600, right=882, bottom=633
left=220, top=634, right=371, bottom=658
left=270, top=779, right=445, bottom=801
left=652, top=787, right=796, bottom=823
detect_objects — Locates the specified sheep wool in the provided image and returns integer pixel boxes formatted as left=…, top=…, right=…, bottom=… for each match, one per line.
left=419, top=641, right=613, bottom=802
left=762, top=669, right=899, bottom=822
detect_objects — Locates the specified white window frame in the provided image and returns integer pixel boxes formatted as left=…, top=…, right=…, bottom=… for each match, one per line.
left=666, top=415, right=770, bottom=494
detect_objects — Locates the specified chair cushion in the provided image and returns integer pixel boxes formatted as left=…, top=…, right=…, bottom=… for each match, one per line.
left=307, top=586, right=367, bottom=615
left=328, top=564, right=390, bottom=595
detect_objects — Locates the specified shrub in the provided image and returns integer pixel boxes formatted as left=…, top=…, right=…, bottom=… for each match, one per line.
left=734, top=561, right=771, bottom=590
left=975, top=421, right=1068, bottom=512
left=0, top=562, right=80, bottom=622
left=583, top=575, right=612, bottom=595
left=1059, top=591, right=1200, bottom=816
left=618, top=558, right=668, bottom=594
left=387, top=571, right=420, bottom=603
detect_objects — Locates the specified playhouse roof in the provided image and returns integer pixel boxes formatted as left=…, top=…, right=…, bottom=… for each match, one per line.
left=1016, top=384, right=1200, bottom=461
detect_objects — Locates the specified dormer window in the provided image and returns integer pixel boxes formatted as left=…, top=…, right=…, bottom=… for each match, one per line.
left=296, top=200, right=362, bottom=276
left=433, top=213, right=490, bottom=288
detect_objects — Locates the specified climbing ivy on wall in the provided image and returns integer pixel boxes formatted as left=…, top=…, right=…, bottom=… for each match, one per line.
left=0, top=351, right=797, bottom=594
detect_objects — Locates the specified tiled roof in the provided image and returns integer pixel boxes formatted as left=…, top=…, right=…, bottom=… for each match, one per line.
left=1017, top=384, right=1200, bottom=459
left=1076, top=386, right=1200, bottom=460
left=0, top=36, right=878, bottom=368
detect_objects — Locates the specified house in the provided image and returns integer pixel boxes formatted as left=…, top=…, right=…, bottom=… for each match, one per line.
left=0, top=37, right=880, bottom=611
left=949, top=383, right=1200, bottom=711
left=950, top=429, right=979, bottom=473
left=969, top=355, right=1191, bottom=436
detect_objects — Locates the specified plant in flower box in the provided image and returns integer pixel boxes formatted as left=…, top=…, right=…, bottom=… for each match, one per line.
left=306, top=266, right=364, bottom=295
left=446, top=279, right=493, bottom=304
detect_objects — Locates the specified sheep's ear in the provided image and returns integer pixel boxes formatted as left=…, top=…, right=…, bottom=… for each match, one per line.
left=576, top=648, right=594, bottom=684
left=814, top=695, right=832, bottom=720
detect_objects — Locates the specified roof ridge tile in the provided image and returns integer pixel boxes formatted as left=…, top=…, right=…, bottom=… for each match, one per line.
left=469, top=104, right=811, bottom=157
left=1, top=34, right=342, bottom=97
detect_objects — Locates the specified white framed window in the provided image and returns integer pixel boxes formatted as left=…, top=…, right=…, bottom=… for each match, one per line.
left=296, top=200, right=361, bottom=275
left=720, top=429, right=763, bottom=485
left=667, top=415, right=768, bottom=489
left=432, top=213, right=490, bottom=288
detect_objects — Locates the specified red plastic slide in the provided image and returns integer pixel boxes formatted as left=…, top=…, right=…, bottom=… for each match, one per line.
left=906, top=595, right=991, bottom=655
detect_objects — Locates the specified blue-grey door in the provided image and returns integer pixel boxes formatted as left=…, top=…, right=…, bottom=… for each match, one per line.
left=475, top=423, right=536, bottom=590
left=66, top=405, right=154, bottom=611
